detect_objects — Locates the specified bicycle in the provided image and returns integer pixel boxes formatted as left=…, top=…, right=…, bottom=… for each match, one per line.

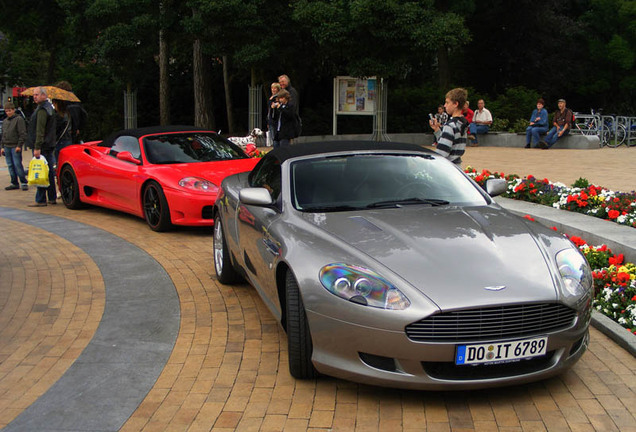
left=573, top=109, right=627, bottom=147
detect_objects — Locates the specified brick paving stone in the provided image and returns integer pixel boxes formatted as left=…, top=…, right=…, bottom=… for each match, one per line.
left=1, top=150, right=636, bottom=431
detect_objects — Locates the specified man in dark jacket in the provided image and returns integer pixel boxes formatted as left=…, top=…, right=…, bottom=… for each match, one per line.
left=0, top=102, right=29, bottom=190
left=26, top=87, right=57, bottom=206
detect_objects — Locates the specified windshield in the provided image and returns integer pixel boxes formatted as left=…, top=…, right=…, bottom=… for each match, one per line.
left=291, top=154, right=488, bottom=212
left=143, top=132, right=249, bottom=164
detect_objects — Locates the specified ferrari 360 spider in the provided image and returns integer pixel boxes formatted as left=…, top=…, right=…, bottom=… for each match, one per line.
left=57, top=126, right=259, bottom=231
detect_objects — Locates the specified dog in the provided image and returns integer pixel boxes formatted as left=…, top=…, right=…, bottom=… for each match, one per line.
left=227, top=128, right=263, bottom=147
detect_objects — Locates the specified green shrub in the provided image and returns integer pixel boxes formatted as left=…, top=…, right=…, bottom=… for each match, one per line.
left=490, top=118, right=509, bottom=132
left=512, top=118, right=530, bottom=133
left=572, top=177, right=590, bottom=188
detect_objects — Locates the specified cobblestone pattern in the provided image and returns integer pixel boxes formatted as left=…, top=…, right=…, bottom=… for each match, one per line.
left=0, top=147, right=635, bottom=431
left=0, top=219, right=105, bottom=428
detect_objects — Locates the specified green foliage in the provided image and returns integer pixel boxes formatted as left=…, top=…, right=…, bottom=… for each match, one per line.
left=488, top=86, right=541, bottom=127
left=511, top=118, right=530, bottom=133
left=572, top=177, right=590, bottom=188
left=490, top=118, right=509, bottom=132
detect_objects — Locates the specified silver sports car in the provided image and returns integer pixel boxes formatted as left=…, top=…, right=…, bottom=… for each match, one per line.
left=213, top=141, right=592, bottom=390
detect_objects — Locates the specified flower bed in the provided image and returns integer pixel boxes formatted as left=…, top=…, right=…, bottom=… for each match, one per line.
left=464, top=167, right=636, bottom=228
left=465, top=167, right=636, bottom=333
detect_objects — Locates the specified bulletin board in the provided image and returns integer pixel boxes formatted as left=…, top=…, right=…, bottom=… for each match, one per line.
left=334, top=76, right=377, bottom=115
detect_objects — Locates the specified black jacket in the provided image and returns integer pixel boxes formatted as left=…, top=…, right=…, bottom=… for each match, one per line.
left=275, top=104, right=299, bottom=140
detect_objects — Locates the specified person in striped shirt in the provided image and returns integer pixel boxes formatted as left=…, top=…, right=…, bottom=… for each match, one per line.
left=429, top=88, right=469, bottom=166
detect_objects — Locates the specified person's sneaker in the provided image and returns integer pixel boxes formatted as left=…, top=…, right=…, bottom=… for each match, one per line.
left=21, top=184, right=29, bottom=191
left=467, top=134, right=476, bottom=140
left=48, top=200, right=57, bottom=205
left=536, top=141, right=548, bottom=149
left=5, top=184, right=20, bottom=190
left=524, top=144, right=531, bottom=149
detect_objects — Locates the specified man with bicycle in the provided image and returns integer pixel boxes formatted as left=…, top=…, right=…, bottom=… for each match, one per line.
left=538, top=99, right=572, bottom=149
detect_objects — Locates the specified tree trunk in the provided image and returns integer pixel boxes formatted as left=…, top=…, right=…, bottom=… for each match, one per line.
left=437, top=46, right=450, bottom=90
left=222, top=55, right=234, bottom=135
left=193, top=39, right=214, bottom=129
left=159, top=28, right=170, bottom=125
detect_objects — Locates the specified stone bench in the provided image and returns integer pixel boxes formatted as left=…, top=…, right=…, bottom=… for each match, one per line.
left=469, top=131, right=600, bottom=149
left=296, top=132, right=600, bottom=149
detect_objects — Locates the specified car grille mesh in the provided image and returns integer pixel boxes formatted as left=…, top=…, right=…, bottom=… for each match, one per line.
left=405, top=303, right=576, bottom=342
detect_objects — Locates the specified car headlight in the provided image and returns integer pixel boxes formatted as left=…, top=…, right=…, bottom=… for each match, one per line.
left=319, top=263, right=410, bottom=310
left=178, top=177, right=218, bottom=193
left=556, top=248, right=592, bottom=305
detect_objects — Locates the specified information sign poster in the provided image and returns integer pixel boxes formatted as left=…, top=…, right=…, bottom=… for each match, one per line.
left=336, top=77, right=376, bottom=115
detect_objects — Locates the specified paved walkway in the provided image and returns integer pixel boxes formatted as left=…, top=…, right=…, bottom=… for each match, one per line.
left=0, top=146, right=634, bottom=431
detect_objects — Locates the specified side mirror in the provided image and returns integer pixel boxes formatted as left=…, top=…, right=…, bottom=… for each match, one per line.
left=117, top=151, right=141, bottom=165
left=239, top=187, right=274, bottom=206
left=486, top=178, right=507, bottom=197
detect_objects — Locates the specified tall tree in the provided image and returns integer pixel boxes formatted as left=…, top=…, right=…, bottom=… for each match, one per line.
left=185, top=0, right=268, bottom=134
left=293, top=0, right=469, bottom=81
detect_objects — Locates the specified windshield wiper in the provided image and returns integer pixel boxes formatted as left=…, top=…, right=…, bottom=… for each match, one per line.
left=366, top=198, right=450, bottom=208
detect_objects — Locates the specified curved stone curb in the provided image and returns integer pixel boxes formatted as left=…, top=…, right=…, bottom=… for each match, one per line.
left=0, top=207, right=180, bottom=432
left=495, top=197, right=636, bottom=357
left=591, top=310, right=636, bottom=356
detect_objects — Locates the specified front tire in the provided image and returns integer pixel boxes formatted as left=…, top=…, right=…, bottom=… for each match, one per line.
left=143, top=181, right=171, bottom=231
left=285, top=270, right=317, bottom=379
left=60, top=165, right=85, bottom=209
left=213, top=217, right=239, bottom=284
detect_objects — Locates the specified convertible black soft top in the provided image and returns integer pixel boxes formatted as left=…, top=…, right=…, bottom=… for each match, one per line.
left=267, top=140, right=433, bottom=163
left=100, top=125, right=215, bottom=147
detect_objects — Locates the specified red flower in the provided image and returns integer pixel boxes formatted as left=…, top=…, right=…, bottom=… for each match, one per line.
left=570, top=236, right=586, bottom=247
left=608, top=210, right=620, bottom=219
left=523, top=215, right=535, bottom=222
left=580, top=192, right=588, bottom=200
left=551, top=226, right=558, bottom=231
left=617, top=272, right=631, bottom=285
left=609, top=254, right=625, bottom=266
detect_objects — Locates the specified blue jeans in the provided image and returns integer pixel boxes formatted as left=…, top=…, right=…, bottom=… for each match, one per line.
left=55, top=139, right=72, bottom=164
left=526, top=126, right=548, bottom=146
left=34, top=150, right=57, bottom=204
left=469, top=124, right=489, bottom=142
left=4, top=147, right=28, bottom=186
left=545, top=126, right=569, bottom=148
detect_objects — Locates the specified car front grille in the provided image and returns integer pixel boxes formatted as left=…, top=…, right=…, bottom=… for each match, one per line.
left=422, top=351, right=556, bottom=380
left=405, top=303, right=576, bottom=343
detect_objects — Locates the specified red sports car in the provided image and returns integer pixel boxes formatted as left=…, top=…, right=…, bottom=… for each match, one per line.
left=57, top=126, right=260, bottom=231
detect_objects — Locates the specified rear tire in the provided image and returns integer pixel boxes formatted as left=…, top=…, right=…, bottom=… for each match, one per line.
left=143, top=181, right=171, bottom=231
left=213, top=217, right=239, bottom=284
left=60, top=165, right=85, bottom=209
left=285, top=270, right=317, bottom=379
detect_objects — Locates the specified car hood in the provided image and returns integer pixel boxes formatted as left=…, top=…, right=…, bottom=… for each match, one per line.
left=300, top=205, right=559, bottom=309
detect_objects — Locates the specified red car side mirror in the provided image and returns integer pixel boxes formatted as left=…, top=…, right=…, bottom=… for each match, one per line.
left=117, top=151, right=141, bottom=165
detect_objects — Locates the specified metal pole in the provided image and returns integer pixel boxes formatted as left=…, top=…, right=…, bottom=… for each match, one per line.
left=372, top=78, right=389, bottom=141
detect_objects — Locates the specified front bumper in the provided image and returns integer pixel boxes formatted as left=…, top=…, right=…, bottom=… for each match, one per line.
left=307, top=309, right=589, bottom=390
left=164, top=188, right=217, bottom=226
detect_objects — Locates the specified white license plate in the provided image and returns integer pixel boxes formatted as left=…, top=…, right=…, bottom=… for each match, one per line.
left=455, top=336, right=547, bottom=365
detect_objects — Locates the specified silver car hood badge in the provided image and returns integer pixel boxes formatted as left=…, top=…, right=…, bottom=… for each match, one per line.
left=484, top=285, right=507, bottom=291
